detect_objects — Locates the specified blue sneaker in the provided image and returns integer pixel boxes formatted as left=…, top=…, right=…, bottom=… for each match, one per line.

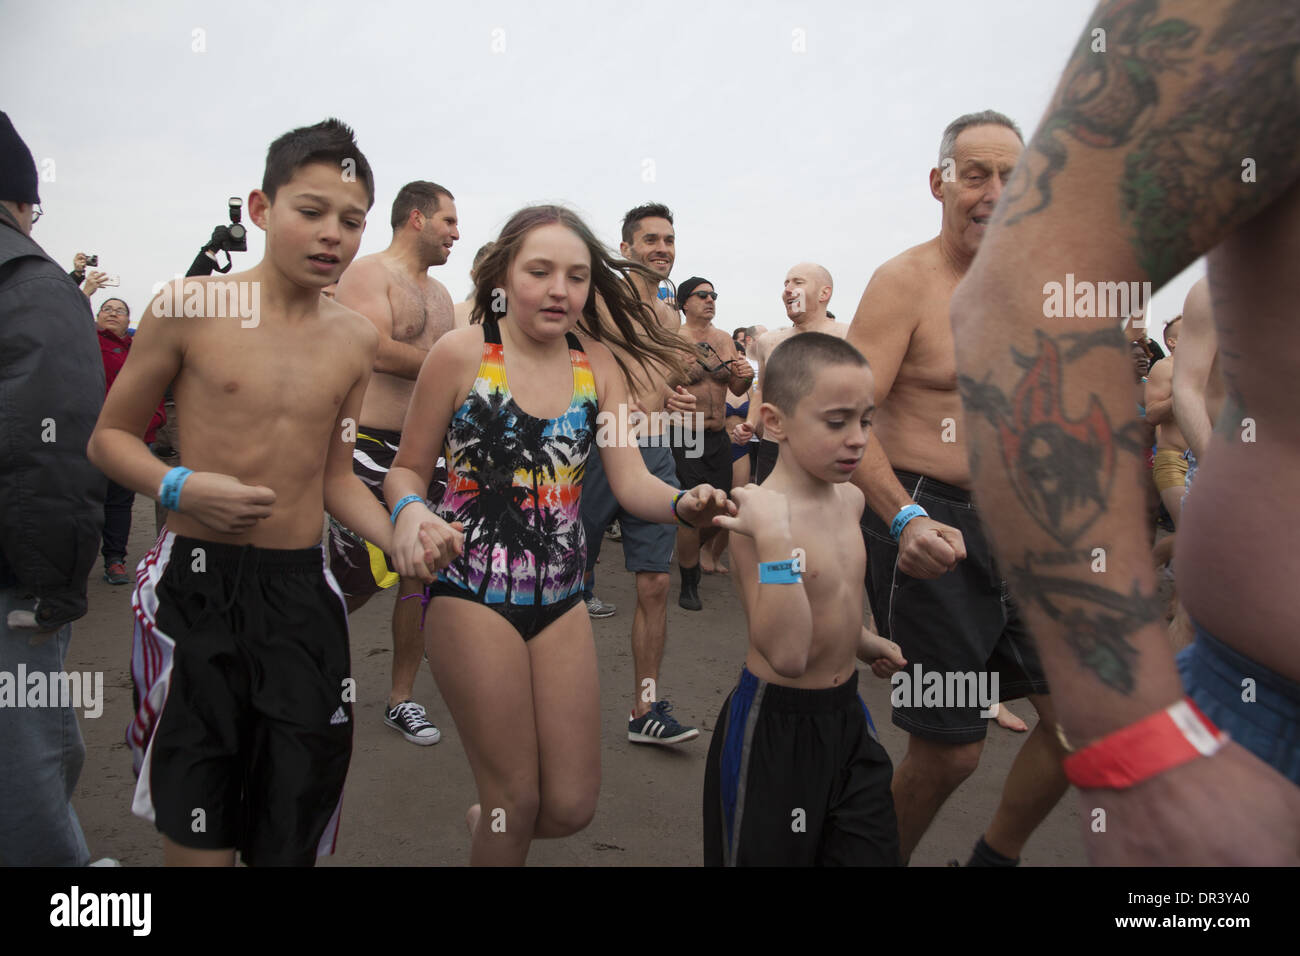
left=628, top=699, right=699, bottom=745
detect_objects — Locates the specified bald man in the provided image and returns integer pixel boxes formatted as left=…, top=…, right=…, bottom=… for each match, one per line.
left=735, top=263, right=847, bottom=484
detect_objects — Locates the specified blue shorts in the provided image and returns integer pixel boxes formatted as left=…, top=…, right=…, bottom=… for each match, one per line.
left=581, top=441, right=678, bottom=577
left=1177, top=623, right=1300, bottom=785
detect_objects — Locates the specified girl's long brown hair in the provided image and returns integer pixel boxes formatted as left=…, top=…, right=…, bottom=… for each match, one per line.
left=470, top=204, right=688, bottom=392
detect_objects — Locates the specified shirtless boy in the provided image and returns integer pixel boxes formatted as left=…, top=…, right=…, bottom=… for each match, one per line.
left=326, top=181, right=459, bottom=745
left=704, top=332, right=905, bottom=866
left=88, top=119, right=451, bottom=865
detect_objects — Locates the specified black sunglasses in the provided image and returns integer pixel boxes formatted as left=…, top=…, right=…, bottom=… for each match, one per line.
left=689, top=290, right=718, bottom=301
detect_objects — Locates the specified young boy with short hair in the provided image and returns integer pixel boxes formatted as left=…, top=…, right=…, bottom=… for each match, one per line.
left=88, top=118, right=454, bottom=866
left=704, top=332, right=905, bottom=866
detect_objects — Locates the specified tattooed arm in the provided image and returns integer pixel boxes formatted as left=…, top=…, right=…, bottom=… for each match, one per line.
left=952, top=0, right=1300, bottom=864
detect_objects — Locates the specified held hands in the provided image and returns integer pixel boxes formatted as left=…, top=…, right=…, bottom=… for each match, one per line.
left=675, top=484, right=736, bottom=528
left=178, top=472, right=276, bottom=533
left=897, top=516, right=967, bottom=578
left=392, top=502, right=464, bottom=582
left=859, top=628, right=906, bottom=679
left=711, top=483, right=788, bottom=539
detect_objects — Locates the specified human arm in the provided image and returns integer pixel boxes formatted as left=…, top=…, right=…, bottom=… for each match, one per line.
left=335, top=259, right=429, bottom=379
left=847, top=265, right=967, bottom=577
left=713, top=485, right=812, bottom=678
left=385, top=329, right=472, bottom=580
left=322, top=325, right=396, bottom=554
left=949, top=0, right=1300, bottom=863
left=719, top=335, right=753, bottom=396
left=1142, top=356, right=1174, bottom=425
left=1170, top=279, right=1216, bottom=462
left=736, top=334, right=768, bottom=441
left=588, top=340, right=732, bottom=526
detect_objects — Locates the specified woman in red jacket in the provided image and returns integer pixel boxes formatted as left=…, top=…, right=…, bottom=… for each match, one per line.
left=95, top=298, right=165, bottom=584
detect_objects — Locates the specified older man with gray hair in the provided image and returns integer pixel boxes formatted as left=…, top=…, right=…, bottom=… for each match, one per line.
left=846, top=110, right=1070, bottom=866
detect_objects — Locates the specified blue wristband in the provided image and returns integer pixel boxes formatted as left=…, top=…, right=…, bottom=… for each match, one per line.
left=890, top=503, right=928, bottom=541
left=390, top=494, right=424, bottom=525
left=158, top=467, right=193, bottom=512
left=758, top=560, right=802, bottom=584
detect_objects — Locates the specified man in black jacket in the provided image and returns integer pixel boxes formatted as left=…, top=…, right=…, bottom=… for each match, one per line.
left=0, top=112, right=106, bottom=865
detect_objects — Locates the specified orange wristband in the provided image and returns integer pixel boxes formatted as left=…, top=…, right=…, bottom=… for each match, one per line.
left=1062, top=697, right=1228, bottom=790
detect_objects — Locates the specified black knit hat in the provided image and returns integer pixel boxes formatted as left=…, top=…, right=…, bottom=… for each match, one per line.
left=0, top=112, right=40, bottom=205
left=676, top=276, right=714, bottom=310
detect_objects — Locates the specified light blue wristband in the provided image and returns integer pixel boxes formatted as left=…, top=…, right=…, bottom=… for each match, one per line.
left=390, top=494, right=424, bottom=525
left=158, top=467, right=193, bottom=512
left=758, top=559, right=802, bottom=584
left=890, top=503, right=928, bottom=541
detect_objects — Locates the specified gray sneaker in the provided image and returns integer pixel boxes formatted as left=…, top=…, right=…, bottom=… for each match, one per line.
left=586, top=596, right=617, bottom=619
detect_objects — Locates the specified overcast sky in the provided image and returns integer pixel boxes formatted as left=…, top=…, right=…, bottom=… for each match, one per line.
left=6, top=0, right=1202, bottom=342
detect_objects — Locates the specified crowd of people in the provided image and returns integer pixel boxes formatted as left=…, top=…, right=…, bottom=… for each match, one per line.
left=3, top=0, right=1299, bottom=869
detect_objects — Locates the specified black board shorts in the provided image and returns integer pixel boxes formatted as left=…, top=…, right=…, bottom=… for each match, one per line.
left=129, top=532, right=352, bottom=866
left=670, top=426, right=732, bottom=495
left=861, top=469, right=1050, bottom=744
left=703, top=668, right=900, bottom=866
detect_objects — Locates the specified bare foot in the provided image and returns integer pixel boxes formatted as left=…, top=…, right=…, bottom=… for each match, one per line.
left=699, top=553, right=716, bottom=574
left=990, top=702, right=1029, bottom=732
left=465, top=803, right=481, bottom=838
left=713, top=558, right=730, bottom=575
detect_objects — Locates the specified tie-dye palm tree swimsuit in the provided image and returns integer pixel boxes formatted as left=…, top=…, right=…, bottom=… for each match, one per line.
left=426, top=318, right=599, bottom=640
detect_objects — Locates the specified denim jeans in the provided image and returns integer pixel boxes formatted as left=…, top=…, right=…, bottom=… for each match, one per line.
left=0, top=588, right=91, bottom=865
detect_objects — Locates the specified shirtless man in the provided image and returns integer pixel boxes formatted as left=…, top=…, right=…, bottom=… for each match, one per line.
left=735, top=263, right=847, bottom=485
left=672, top=277, right=753, bottom=612
left=951, top=0, right=1300, bottom=862
left=579, top=203, right=701, bottom=743
left=849, top=111, right=1069, bottom=867
left=326, top=180, right=459, bottom=746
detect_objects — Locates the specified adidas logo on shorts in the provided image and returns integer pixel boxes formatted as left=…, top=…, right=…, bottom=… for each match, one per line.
left=329, top=706, right=349, bottom=726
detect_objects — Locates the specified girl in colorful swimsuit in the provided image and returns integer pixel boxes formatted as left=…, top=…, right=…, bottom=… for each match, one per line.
left=385, top=205, right=734, bottom=865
